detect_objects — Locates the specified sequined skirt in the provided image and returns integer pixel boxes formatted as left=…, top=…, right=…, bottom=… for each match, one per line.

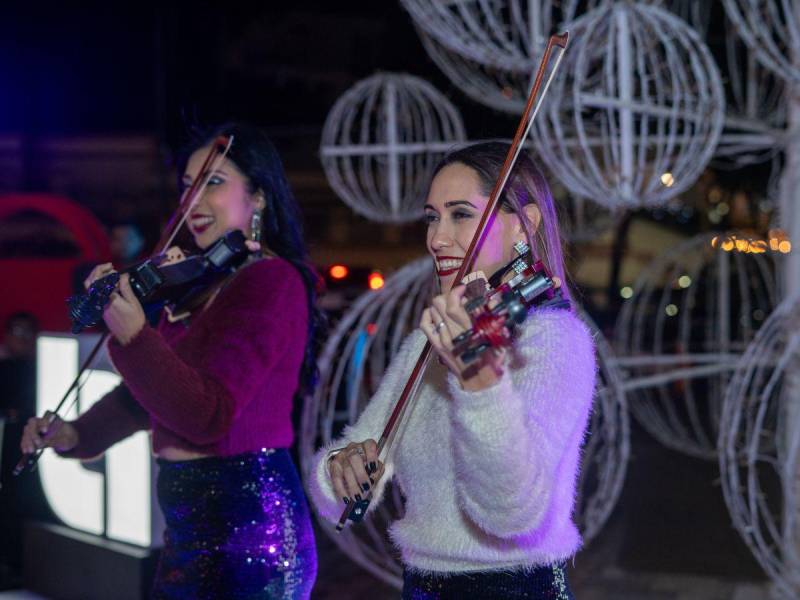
left=153, top=449, right=317, bottom=600
left=402, top=564, right=574, bottom=600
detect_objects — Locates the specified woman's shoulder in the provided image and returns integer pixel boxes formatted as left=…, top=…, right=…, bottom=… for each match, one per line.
left=211, top=256, right=307, bottom=314
left=517, top=307, right=595, bottom=355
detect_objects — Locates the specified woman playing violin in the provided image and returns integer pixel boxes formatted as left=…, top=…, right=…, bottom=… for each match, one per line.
left=21, top=123, right=321, bottom=599
left=309, top=142, right=596, bottom=599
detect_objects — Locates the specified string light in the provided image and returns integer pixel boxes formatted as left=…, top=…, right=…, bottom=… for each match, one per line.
left=660, top=172, right=675, bottom=187
left=711, top=231, right=791, bottom=254
left=620, top=286, right=633, bottom=299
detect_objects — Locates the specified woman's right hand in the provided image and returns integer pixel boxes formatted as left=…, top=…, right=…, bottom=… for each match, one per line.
left=84, top=262, right=116, bottom=291
left=327, top=440, right=385, bottom=506
left=20, top=412, right=79, bottom=455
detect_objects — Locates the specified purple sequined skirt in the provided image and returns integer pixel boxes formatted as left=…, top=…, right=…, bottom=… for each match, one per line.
left=153, top=449, right=317, bottom=599
left=402, top=564, right=575, bottom=600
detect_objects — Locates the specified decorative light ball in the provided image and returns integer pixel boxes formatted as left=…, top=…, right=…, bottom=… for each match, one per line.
left=714, top=19, right=786, bottom=168
left=614, top=233, right=780, bottom=459
left=719, top=295, right=800, bottom=599
left=320, top=73, right=466, bottom=223
left=531, top=2, right=725, bottom=209
left=723, top=0, right=800, bottom=86
left=400, top=0, right=581, bottom=114
left=301, top=257, right=629, bottom=587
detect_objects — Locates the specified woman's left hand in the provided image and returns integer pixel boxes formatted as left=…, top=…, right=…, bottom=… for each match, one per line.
left=420, top=284, right=506, bottom=391
left=103, top=274, right=146, bottom=346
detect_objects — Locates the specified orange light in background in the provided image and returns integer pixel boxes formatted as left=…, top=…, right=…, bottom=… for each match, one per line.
left=329, top=264, right=349, bottom=279
left=779, top=240, right=792, bottom=254
left=368, top=272, right=385, bottom=290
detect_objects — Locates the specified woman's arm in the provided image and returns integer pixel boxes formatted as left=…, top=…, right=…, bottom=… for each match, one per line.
left=56, top=383, right=150, bottom=460
left=107, top=259, right=307, bottom=446
left=307, top=330, right=426, bottom=524
left=448, top=309, right=596, bottom=538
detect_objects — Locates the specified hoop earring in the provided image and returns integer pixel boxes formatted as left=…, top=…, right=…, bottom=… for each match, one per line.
left=250, top=209, right=262, bottom=243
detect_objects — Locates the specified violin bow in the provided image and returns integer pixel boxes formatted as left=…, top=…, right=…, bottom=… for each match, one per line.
left=14, top=137, right=234, bottom=476
left=335, top=32, right=569, bottom=531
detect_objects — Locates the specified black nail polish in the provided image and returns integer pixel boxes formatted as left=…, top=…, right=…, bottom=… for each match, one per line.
left=355, top=494, right=363, bottom=502
left=369, top=461, right=377, bottom=473
left=343, top=497, right=350, bottom=505
left=361, top=482, right=370, bottom=492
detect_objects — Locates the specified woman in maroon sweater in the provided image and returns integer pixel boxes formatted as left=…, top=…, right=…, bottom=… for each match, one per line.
left=21, top=123, right=322, bottom=599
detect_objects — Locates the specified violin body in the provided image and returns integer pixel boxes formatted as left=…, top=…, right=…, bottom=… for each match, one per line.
left=68, top=230, right=250, bottom=333
left=453, top=259, right=569, bottom=368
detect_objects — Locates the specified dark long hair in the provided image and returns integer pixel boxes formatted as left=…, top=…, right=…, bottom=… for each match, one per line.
left=431, top=141, right=572, bottom=304
left=177, top=122, right=325, bottom=395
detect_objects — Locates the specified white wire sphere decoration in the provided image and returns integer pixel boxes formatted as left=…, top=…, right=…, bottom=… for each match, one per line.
left=400, top=0, right=581, bottom=115
left=402, top=1, right=710, bottom=116
left=300, top=257, right=629, bottom=588
left=613, top=233, right=781, bottom=460
left=531, top=2, right=725, bottom=210
left=713, top=17, right=786, bottom=169
left=723, top=0, right=800, bottom=87
left=320, top=73, right=466, bottom=224
left=719, top=295, right=800, bottom=599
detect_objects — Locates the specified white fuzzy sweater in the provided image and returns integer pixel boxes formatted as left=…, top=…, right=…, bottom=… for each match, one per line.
left=308, top=308, right=597, bottom=573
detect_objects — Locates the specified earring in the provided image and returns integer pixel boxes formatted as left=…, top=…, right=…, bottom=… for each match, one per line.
left=250, top=209, right=262, bottom=243
left=511, top=240, right=530, bottom=274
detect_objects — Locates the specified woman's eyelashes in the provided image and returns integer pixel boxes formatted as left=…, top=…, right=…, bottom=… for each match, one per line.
left=424, top=209, right=474, bottom=225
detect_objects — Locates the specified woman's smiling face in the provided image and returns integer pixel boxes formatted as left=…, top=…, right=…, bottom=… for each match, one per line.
left=424, top=162, right=524, bottom=291
left=182, top=147, right=262, bottom=249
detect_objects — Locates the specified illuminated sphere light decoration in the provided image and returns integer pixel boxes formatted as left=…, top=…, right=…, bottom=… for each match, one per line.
left=320, top=73, right=466, bottom=223
left=719, top=295, right=800, bottom=599
left=614, top=233, right=780, bottom=459
left=531, top=2, right=725, bottom=209
left=400, top=0, right=581, bottom=114
left=300, top=257, right=629, bottom=588
left=723, top=0, right=800, bottom=87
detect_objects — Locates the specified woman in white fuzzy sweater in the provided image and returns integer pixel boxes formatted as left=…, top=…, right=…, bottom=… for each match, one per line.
left=309, top=142, right=596, bottom=599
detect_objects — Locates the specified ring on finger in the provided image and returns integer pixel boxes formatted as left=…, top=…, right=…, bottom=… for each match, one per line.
left=434, top=320, right=446, bottom=333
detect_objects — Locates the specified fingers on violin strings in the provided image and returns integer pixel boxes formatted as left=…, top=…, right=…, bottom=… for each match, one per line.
left=419, top=307, right=436, bottom=339
left=429, top=304, right=454, bottom=348
left=445, top=285, right=471, bottom=331
left=118, top=274, right=136, bottom=302
left=84, top=262, right=113, bottom=290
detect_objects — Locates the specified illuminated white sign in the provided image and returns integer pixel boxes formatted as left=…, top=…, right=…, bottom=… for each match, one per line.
left=36, top=334, right=154, bottom=547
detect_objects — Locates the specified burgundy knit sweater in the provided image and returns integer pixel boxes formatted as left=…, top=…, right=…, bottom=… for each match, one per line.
left=62, top=258, right=308, bottom=459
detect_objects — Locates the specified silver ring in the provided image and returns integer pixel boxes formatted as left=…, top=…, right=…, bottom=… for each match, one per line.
left=435, top=320, right=446, bottom=333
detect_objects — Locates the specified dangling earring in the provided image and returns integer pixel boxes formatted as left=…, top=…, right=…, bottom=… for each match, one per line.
left=511, top=240, right=530, bottom=274
left=250, top=208, right=262, bottom=243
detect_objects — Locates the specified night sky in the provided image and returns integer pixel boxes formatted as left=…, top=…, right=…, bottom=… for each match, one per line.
left=0, top=2, right=517, bottom=154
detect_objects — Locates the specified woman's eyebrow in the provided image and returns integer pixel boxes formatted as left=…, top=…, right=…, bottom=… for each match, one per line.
left=444, top=200, right=477, bottom=209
